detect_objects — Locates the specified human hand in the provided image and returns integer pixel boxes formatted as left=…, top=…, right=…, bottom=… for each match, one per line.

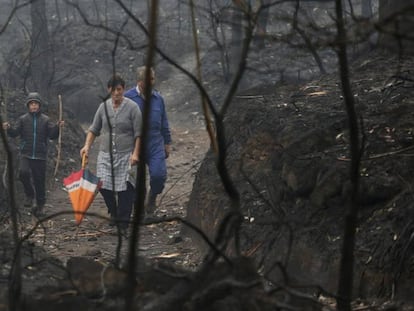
left=130, top=153, right=139, bottom=166
left=2, top=122, right=10, bottom=130
left=58, top=120, right=65, bottom=127
left=80, top=145, right=89, bottom=159
left=165, top=144, right=171, bottom=159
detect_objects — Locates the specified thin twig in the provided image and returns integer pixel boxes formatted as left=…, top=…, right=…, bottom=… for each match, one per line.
left=337, top=145, right=414, bottom=161
left=54, top=95, right=63, bottom=176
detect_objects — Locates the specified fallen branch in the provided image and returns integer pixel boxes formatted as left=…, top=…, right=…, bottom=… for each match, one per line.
left=337, top=145, right=414, bottom=162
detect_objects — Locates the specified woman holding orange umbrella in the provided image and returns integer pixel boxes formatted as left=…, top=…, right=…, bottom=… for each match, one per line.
left=80, top=74, right=142, bottom=232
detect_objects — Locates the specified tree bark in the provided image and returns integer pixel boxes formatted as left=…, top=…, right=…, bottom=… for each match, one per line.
left=254, top=0, right=270, bottom=49
left=30, top=0, right=52, bottom=101
left=335, top=0, right=362, bottom=310
left=378, top=0, right=414, bottom=53
left=361, top=0, right=372, bottom=18
left=229, top=6, right=243, bottom=82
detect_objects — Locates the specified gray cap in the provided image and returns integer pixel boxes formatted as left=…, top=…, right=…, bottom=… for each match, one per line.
left=25, top=92, right=42, bottom=107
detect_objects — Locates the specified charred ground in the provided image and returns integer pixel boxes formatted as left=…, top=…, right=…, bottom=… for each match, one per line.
left=0, top=48, right=413, bottom=310
left=0, top=4, right=414, bottom=309
left=187, top=50, right=414, bottom=304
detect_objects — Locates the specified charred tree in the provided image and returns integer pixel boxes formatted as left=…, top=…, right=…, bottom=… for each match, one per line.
left=335, top=0, right=362, bottom=310
left=229, top=5, right=244, bottom=82
left=361, top=0, right=373, bottom=18
left=30, top=0, right=52, bottom=101
left=378, top=0, right=414, bottom=53
left=254, top=0, right=270, bottom=49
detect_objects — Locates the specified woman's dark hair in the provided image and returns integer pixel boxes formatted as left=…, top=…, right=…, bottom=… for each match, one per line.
left=107, top=74, right=125, bottom=89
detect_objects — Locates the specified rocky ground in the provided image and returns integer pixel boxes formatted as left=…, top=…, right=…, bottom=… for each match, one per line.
left=187, top=49, right=414, bottom=305
left=0, top=122, right=212, bottom=310
left=1, top=3, right=414, bottom=306
left=1, top=48, right=414, bottom=310
left=26, top=124, right=209, bottom=267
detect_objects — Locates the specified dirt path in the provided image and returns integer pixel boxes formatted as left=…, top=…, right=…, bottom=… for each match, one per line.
left=25, top=124, right=209, bottom=269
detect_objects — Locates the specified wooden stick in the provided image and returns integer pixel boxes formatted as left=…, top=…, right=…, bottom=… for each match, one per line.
left=54, top=95, right=63, bottom=176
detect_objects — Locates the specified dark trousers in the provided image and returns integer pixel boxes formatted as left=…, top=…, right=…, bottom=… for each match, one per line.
left=19, top=157, right=46, bottom=206
left=147, top=153, right=167, bottom=195
left=99, top=182, right=135, bottom=228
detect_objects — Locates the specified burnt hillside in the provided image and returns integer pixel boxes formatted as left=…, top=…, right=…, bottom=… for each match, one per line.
left=187, top=50, right=414, bottom=302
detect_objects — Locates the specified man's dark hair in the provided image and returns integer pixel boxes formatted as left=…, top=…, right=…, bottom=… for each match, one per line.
left=107, top=74, right=125, bottom=89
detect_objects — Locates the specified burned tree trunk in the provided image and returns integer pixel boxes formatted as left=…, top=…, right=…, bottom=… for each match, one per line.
left=378, top=0, right=414, bottom=53
left=30, top=0, right=52, bottom=101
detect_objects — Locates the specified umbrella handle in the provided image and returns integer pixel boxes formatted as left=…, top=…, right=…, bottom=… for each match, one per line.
left=81, top=153, right=88, bottom=169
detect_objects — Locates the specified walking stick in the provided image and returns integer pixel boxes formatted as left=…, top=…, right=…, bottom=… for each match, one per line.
left=54, top=95, right=63, bottom=177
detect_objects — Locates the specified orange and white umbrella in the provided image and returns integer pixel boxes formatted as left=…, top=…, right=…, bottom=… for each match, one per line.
left=63, top=155, right=102, bottom=225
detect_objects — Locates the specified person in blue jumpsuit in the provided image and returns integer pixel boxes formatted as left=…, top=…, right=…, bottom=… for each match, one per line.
left=125, top=66, right=172, bottom=214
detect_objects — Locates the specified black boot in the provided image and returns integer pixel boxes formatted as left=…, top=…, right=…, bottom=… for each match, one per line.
left=24, top=196, right=33, bottom=207
left=146, top=191, right=157, bottom=215
left=32, top=204, right=44, bottom=217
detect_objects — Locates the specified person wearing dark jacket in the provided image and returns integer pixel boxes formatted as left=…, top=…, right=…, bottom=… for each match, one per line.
left=2, top=92, right=64, bottom=216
